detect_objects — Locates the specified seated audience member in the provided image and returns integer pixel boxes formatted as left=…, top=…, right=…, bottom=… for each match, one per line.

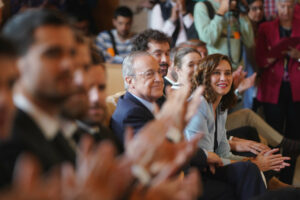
left=110, top=51, right=164, bottom=142
left=60, top=33, right=123, bottom=153
left=132, top=29, right=171, bottom=78
left=184, top=54, right=290, bottom=189
left=79, top=51, right=124, bottom=153
left=150, top=0, right=198, bottom=47
left=179, top=41, right=300, bottom=160
left=173, top=47, right=202, bottom=87
left=2, top=9, right=76, bottom=172
left=0, top=36, right=20, bottom=188
left=193, top=0, right=254, bottom=69
left=95, top=6, right=135, bottom=64
left=58, top=32, right=92, bottom=148
left=172, top=48, right=264, bottom=155
left=132, top=29, right=171, bottom=101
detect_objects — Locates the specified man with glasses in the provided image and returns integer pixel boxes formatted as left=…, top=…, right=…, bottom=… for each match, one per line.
left=110, top=51, right=164, bottom=143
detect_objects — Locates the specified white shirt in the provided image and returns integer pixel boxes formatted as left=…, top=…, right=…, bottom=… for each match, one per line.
left=14, top=93, right=60, bottom=140
left=150, top=0, right=194, bottom=46
left=130, top=92, right=155, bottom=114
left=60, top=119, right=78, bottom=150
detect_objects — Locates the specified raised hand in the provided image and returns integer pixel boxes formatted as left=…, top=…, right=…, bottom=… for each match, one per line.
left=62, top=136, right=134, bottom=200
left=130, top=168, right=201, bottom=200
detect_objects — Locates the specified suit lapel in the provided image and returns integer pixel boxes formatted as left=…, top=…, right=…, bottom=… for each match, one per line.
left=11, top=109, right=75, bottom=170
left=124, top=92, right=154, bottom=119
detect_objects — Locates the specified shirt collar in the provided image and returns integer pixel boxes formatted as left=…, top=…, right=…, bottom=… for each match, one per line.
left=13, top=93, right=60, bottom=140
left=60, top=119, right=78, bottom=139
left=130, top=92, right=154, bottom=113
left=76, top=120, right=100, bottom=135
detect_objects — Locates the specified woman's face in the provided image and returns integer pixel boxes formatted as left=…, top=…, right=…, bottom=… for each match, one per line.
left=177, top=52, right=202, bottom=83
left=248, top=0, right=264, bottom=22
left=210, top=60, right=233, bottom=98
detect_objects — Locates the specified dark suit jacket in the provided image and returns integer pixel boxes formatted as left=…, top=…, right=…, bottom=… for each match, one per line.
left=74, top=121, right=124, bottom=154
left=10, top=109, right=75, bottom=172
left=0, top=140, right=22, bottom=188
left=110, top=92, right=154, bottom=143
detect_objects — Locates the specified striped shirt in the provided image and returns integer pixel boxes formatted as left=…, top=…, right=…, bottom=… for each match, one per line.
left=95, top=29, right=134, bottom=64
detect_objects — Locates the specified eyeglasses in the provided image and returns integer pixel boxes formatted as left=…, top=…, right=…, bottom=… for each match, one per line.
left=249, top=6, right=264, bottom=12
left=135, top=69, right=163, bottom=79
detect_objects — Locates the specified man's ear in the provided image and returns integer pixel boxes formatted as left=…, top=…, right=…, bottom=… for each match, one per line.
left=17, top=57, right=28, bottom=75
left=125, top=76, right=134, bottom=89
left=174, top=66, right=180, bottom=74
left=112, top=18, right=117, bottom=28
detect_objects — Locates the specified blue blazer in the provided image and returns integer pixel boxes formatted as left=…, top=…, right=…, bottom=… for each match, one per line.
left=110, top=92, right=154, bottom=143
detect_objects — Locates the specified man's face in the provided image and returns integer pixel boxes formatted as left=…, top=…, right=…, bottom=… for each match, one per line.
left=19, top=25, right=76, bottom=104
left=61, top=43, right=91, bottom=119
left=128, top=55, right=164, bottom=102
left=0, top=57, right=18, bottom=139
left=147, top=41, right=170, bottom=77
left=113, top=16, right=132, bottom=38
left=248, top=1, right=264, bottom=22
left=85, top=65, right=107, bottom=125
left=276, top=0, right=295, bottom=21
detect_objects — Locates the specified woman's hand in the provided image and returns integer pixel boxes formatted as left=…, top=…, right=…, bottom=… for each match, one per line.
left=229, top=137, right=270, bottom=155
left=206, top=152, right=223, bottom=174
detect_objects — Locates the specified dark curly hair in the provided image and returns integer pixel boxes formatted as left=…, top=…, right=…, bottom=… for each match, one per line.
left=192, top=54, right=237, bottom=111
left=114, top=6, right=133, bottom=19
left=131, top=29, right=171, bottom=52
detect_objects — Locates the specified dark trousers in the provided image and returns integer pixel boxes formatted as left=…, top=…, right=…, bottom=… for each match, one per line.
left=251, top=188, right=300, bottom=200
left=263, top=82, right=300, bottom=140
left=262, top=82, right=300, bottom=184
left=201, top=162, right=267, bottom=200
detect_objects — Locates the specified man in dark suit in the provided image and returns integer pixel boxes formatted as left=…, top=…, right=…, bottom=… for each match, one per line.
left=2, top=9, right=77, bottom=172
left=110, top=51, right=164, bottom=143
left=0, top=36, right=21, bottom=188
left=74, top=53, right=123, bottom=153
